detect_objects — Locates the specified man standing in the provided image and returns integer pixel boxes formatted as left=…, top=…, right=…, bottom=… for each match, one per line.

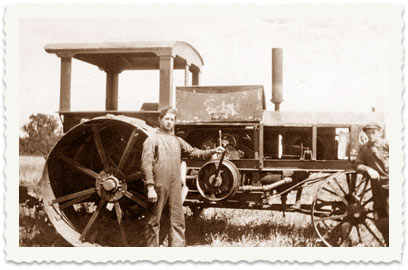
left=354, top=123, right=389, bottom=245
left=141, top=107, right=224, bottom=247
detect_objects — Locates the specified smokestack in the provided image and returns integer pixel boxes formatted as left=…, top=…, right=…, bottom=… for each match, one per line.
left=272, top=48, right=283, bottom=111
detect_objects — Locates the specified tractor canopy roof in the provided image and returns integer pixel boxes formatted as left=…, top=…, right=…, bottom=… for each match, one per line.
left=44, top=41, right=204, bottom=72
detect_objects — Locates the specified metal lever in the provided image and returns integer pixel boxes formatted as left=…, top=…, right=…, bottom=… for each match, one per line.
left=214, top=129, right=226, bottom=181
left=214, top=150, right=226, bottom=181
left=218, top=129, right=222, bottom=147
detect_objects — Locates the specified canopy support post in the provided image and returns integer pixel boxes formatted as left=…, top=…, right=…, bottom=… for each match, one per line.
left=106, top=71, right=120, bottom=110
left=159, top=56, right=174, bottom=109
left=59, top=57, right=72, bottom=111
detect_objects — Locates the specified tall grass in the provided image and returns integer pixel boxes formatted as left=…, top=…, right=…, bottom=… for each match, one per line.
left=185, top=209, right=320, bottom=247
left=19, top=156, right=45, bottom=198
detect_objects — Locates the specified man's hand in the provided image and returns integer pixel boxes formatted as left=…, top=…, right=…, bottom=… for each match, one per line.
left=147, top=185, right=158, bottom=203
left=367, top=168, right=380, bottom=180
left=213, top=146, right=225, bottom=154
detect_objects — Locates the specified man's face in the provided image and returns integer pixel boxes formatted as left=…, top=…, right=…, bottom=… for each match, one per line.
left=365, top=128, right=381, bottom=143
left=159, top=113, right=176, bottom=132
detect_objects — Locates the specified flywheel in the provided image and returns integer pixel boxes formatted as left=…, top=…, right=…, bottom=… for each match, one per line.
left=196, top=159, right=240, bottom=201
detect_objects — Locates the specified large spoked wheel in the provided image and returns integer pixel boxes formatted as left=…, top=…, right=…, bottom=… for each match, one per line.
left=40, top=116, right=155, bottom=246
left=311, top=171, right=387, bottom=247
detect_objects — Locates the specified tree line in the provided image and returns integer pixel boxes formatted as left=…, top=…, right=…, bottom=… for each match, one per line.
left=19, top=114, right=62, bottom=156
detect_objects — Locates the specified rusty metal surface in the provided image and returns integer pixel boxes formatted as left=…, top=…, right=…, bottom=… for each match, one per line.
left=176, top=85, right=265, bottom=123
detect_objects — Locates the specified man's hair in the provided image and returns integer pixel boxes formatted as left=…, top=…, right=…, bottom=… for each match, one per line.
left=159, top=106, right=177, bottom=119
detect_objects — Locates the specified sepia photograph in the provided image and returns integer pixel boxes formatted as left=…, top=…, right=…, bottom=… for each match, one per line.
left=4, top=2, right=404, bottom=263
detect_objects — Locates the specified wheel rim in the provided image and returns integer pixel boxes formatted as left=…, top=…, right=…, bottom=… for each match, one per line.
left=40, top=116, right=155, bottom=246
left=311, top=171, right=387, bottom=247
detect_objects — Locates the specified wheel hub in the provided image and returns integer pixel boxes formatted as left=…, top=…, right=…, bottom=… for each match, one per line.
left=347, top=202, right=366, bottom=222
left=102, top=176, right=120, bottom=191
left=208, top=174, right=223, bottom=188
left=95, top=170, right=127, bottom=202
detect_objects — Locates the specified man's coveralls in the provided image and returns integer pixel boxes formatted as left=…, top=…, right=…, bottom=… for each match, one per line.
left=141, top=130, right=213, bottom=247
left=354, top=139, right=389, bottom=243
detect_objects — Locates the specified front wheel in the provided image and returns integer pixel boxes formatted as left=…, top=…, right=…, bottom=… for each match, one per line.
left=311, top=171, right=387, bottom=247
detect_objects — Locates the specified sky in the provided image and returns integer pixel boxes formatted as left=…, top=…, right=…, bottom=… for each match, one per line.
left=17, top=5, right=396, bottom=129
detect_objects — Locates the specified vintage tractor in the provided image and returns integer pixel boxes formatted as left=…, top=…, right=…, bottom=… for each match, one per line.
left=39, top=41, right=386, bottom=247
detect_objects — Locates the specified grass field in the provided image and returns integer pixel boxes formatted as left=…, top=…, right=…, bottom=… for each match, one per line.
left=19, top=155, right=322, bottom=247
left=19, top=156, right=45, bottom=195
left=19, top=156, right=70, bottom=246
left=185, top=209, right=319, bottom=247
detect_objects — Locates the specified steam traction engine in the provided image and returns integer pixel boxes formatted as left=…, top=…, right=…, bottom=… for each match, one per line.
left=39, top=42, right=386, bottom=247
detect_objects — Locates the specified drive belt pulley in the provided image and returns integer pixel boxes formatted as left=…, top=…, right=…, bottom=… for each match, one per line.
left=196, top=158, right=240, bottom=201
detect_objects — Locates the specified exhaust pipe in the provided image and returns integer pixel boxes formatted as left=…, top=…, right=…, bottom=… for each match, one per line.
left=239, top=177, right=292, bottom=192
left=272, top=48, right=283, bottom=111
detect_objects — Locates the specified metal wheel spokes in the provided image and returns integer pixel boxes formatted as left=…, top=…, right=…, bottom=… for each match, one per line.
left=311, top=171, right=386, bottom=247
left=355, top=223, right=363, bottom=244
left=125, top=190, right=147, bottom=209
left=60, top=194, right=93, bottom=210
left=313, top=213, right=347, bottom=223
left=92, top=125, right=110, bottom=170
left=346, top=172, right=357, bottom=195
left=50, top=187, right=96, bottom=206
left=114, top=201, right=128, bottom=246
left=127, top=171, right=143, bottom=182
left=56, top=153, right=99, bottom=180
left=41, top=117, right=153, bottom=246
left=80, top=199, right=105, bottom=241
left=117, top=128, right=139, bottom=172
left=362, top=219, right=384, bottom=245
left=332, top=177, right=347, bottom=196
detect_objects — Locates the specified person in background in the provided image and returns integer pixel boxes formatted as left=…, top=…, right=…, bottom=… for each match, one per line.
left=141, top=107, right=224, bottom=247
left=354, top=123, right=389, bottom=245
